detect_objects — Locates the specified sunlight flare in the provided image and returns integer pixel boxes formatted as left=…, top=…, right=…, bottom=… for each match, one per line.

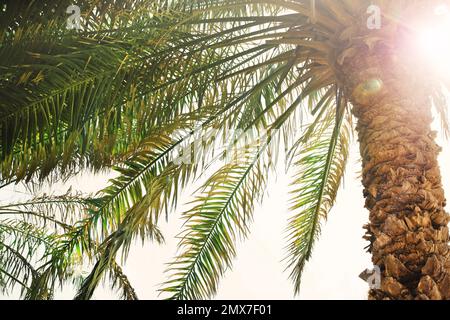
left=414, top=4, right=450, bottom=75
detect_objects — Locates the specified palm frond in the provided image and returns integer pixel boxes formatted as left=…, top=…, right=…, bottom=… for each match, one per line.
left=1, top=7, right=275, bottom=184
left=161, top=139, right=272, bottom=300
left=109, top=261, right=138, bottom=300
left=285, top=92, right=352, bottom=294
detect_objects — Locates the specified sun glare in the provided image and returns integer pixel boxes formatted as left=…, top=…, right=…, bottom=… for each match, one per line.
left=415, top=4, right=450, bottom=76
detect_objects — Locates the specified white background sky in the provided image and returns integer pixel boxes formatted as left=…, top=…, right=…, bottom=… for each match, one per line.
left=1, top=120, right=449, bottom=300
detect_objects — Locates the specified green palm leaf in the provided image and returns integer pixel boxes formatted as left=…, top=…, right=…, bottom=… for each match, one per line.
left=161, top=139, right=271, bottom=300
left=286, top=92, right=352, bottom=294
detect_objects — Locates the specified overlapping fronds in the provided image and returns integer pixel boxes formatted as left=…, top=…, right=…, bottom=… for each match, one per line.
left=0, top=219, right=59, bottom=296
left=0, top=192, right=145, bottom=299
left=0, top=0, right=340, bottom=186
left=70, top=132, right=181, bottom=299
left=1, top=3, right=288, bottom=184
left=0, top=192, right=88, bottom=230
left=74, top=190, right=165, bottom=300
left=0, top=0, right=354, bottom=299
left=0, top=193, right=92, bottom=298
left=71, top=53, right=318, bottom=298
left=0, top=0, right=172, bottom=37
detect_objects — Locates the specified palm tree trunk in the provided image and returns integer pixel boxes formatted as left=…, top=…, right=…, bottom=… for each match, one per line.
left=342, top=48, right=450, bottom=300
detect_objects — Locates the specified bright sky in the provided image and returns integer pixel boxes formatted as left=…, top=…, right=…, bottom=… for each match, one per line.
left=1, top=118, right=449, bottom=300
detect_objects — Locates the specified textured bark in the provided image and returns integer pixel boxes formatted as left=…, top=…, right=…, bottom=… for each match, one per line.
left=341, top=46, right=450, bottom=300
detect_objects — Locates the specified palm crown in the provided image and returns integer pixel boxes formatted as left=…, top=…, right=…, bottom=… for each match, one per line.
left=0, top=0, right=449, bottom=300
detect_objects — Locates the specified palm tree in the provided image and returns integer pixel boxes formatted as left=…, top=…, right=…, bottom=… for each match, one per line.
left=0, top=0, right=449, bottom=300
